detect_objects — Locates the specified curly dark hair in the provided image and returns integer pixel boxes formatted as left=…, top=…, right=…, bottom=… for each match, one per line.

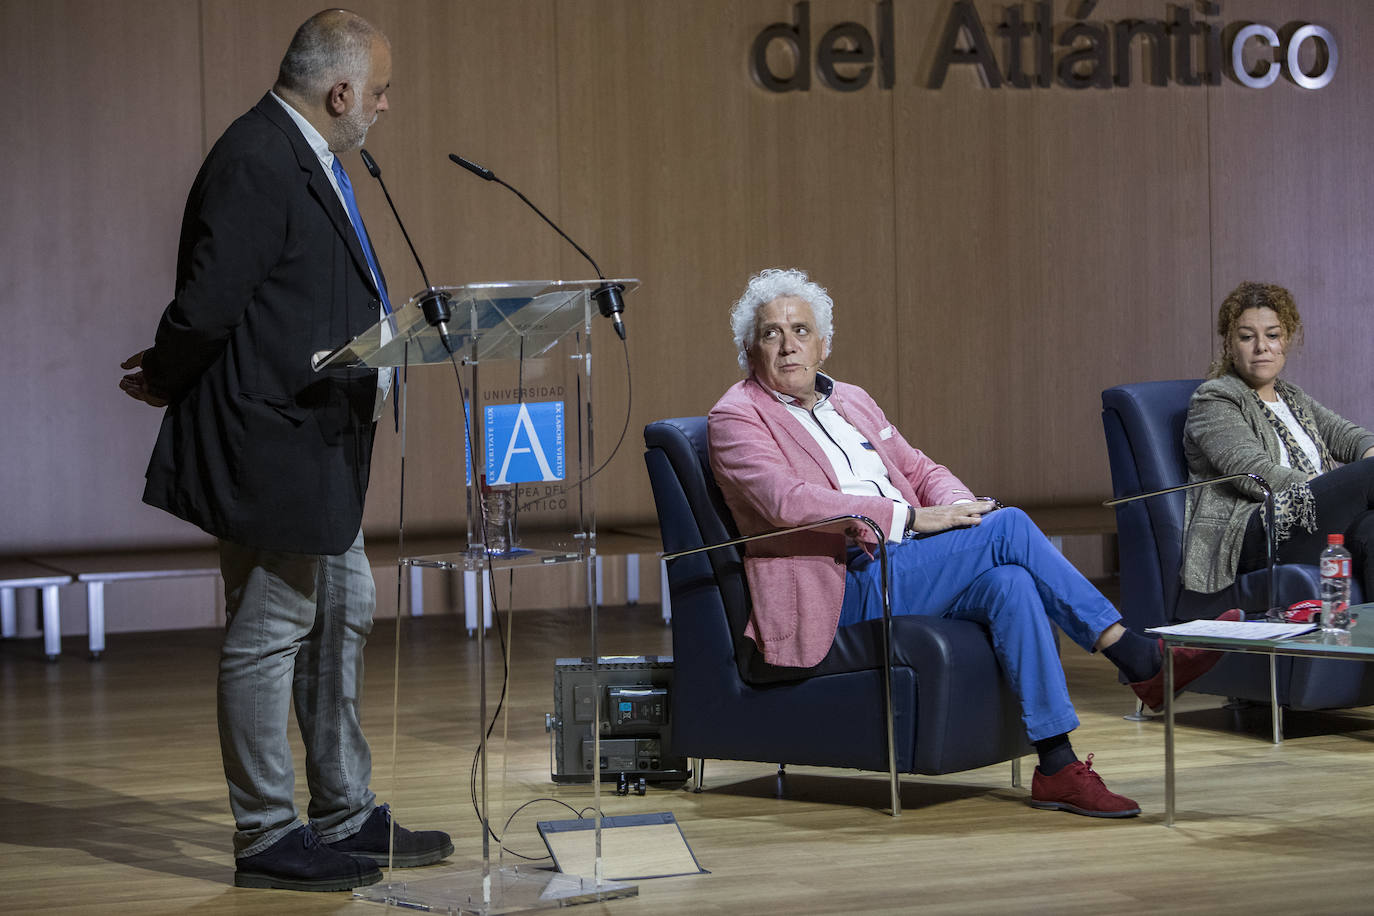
left=1208, top=281, right=1304, bottom=379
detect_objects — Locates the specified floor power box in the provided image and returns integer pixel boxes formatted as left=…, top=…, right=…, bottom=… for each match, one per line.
left=548, top=656, right=689, bottom=785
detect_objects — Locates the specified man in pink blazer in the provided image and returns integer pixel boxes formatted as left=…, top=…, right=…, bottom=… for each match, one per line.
left=708, top=268, right=1234, bottom=818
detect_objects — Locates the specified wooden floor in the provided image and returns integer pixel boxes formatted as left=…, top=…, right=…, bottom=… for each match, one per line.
left=4, top=597, right=1374, bottom=915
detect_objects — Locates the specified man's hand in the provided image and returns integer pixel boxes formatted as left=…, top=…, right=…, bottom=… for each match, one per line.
left=119, top=349, right=168, bottom=408
left=908, top=499, right=996, bottom=534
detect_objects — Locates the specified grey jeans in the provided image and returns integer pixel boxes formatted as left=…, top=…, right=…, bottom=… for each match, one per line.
left=217, top=529, right=376, bottom=857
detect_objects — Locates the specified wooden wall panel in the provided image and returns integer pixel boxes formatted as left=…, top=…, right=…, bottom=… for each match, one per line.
left=348, top=0, right=566, bottom=535
left=555, top=0, right=900, bottom=527
left=891, top=1, right=1213, bottom=505
left=181, top=1, right=567, bottom=538
left=1206, top=0, right=1374, bottom=430
left=4, top=0, right=1371, bottom=570
left=0, top=0, right=202, bottom=553
left=198, top=0, right=329, bottom=139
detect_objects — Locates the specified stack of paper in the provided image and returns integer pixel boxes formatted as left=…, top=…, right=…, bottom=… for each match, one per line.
left=1146, top=619, right=1318, bottom=640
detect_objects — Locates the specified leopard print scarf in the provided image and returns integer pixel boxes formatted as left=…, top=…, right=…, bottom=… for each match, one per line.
left=1253, top=387, right=1331, bottom=544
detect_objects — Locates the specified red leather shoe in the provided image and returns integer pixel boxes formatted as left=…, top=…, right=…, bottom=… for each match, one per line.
left=1129, top=608, right=1245, bottom=712
left=1030, top=753, right=1140, bottom=818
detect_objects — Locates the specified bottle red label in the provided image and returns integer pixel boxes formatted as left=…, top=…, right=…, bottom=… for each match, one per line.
left=1321, top=557, right=1352, bottom=578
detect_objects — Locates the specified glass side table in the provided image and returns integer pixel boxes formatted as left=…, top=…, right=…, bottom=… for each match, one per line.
left=1159, top=606, right=1374, bottom=826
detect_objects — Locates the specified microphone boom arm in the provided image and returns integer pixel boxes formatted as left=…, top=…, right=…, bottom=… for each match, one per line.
left=448, top=152, right=626, bottom=340
left=361, top=148, right=454, bottom=352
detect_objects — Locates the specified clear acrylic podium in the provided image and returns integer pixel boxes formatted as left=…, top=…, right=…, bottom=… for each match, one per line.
left=314, top=279, right=640, bottom=913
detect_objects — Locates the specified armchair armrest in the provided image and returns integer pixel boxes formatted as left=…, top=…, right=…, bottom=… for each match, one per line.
left=660, top=511, right=892, bottom=640
left=1103, top=472, right=1278, bottom=616
left=661, top=513, right=885, bottom=559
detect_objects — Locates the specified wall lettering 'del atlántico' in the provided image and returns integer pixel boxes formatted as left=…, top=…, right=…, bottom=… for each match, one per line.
left=749, top=1, right=1337, bottom=92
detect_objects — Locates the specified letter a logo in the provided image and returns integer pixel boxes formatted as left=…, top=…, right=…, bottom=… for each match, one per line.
left=484, top=401, right=566, bottom=484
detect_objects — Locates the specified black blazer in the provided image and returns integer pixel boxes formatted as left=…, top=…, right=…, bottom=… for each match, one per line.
left=142, top=94, right=386, bottom=555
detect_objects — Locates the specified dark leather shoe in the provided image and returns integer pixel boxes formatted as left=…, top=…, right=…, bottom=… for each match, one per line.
left=323, top=803, right=454, bottom=868
left=234, top=824, right=382, bottom=891
left=1129, top=608, right=1245, bottom=712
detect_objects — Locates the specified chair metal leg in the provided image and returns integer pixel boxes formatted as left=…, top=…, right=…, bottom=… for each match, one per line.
left=887, top=760, right=900, bottom=817
left=1011, top=756, right=1022, bottom=789
left=1165, top=647, right=1176, bottom=827
left=877, top=544, right=901, bottom=818
left=1270, top=654, right=1283, bottom=744
left=1123, top=697, right=1150, bottom=721
left=691, top=758, right=704, bottom=793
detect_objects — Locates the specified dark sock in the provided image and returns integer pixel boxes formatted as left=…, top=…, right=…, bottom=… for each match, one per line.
left=1101, top=629, right=1163, bottom=683
left=1034, top=734, right=1077, bottom=776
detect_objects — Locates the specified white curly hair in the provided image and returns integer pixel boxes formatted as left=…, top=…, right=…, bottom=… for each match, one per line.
left=728, top=268, right=834, bottom=374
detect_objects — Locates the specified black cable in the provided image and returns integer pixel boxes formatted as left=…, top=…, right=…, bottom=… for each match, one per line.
left=451, top=324, right=633, bottom=855
left=467, top=565, right=516, bottom=852
left=451, top=342, right=561, bottom=860
left=494, top=796, right=593, bottom=862
left=442, top=350, right=518, bottom=853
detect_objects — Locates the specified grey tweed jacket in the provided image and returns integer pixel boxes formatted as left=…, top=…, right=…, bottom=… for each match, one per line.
left=1180, top=373, right=1374, bottom=593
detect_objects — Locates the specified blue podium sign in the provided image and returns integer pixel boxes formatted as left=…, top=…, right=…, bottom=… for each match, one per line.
left=484, top=401, right=566, bottom=484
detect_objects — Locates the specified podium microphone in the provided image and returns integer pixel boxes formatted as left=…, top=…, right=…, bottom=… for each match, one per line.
left=358, top=148, right=456, bottom=353
left=448, top=153, right=627, bottom=340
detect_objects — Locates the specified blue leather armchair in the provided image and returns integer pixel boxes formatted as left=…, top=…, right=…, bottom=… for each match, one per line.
left=644, top=417, right=1031, bottom=814
left=1101, top=380, right=1374, bottom=713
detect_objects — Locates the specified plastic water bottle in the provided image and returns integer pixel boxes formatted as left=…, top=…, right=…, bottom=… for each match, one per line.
left=1320, top=534, right=1353, bottom=631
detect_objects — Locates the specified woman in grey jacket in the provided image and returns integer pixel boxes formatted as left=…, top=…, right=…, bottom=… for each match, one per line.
left=1182, top=281, right=1374, bottom=597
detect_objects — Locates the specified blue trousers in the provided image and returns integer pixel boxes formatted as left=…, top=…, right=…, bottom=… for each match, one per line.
left=839, top=507, right=1121, bottom=742
left=217, top=528, right=377, bottom=857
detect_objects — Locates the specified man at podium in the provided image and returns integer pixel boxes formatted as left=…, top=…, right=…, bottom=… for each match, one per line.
left=118, top=9, right=450, bottom=892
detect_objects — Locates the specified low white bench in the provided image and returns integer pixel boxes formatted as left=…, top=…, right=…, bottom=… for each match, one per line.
left=0, top=558, right=74, bottom=661
left=1022, top=504, right=1118, bottom=553
left=18, top=527, right=672, bottom=658
left=34, top=544, right=410, bottom=658
left=597, top=526, right=665, bottom=624
left=29, top=549, right=221, bottom=659
left=394, top=528, right=665, bottom=633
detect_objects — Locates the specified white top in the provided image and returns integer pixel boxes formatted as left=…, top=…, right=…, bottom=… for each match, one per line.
left=1263, top=397, right=1321, bottom=471
left=764, top=375, right=910, bottom=543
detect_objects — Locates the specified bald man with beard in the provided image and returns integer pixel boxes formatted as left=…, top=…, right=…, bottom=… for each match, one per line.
left=121, top=10, right=451, bottom=892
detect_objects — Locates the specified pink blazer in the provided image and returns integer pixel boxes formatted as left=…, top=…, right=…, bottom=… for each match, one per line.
left=708, top=377, right=974, bottom=668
